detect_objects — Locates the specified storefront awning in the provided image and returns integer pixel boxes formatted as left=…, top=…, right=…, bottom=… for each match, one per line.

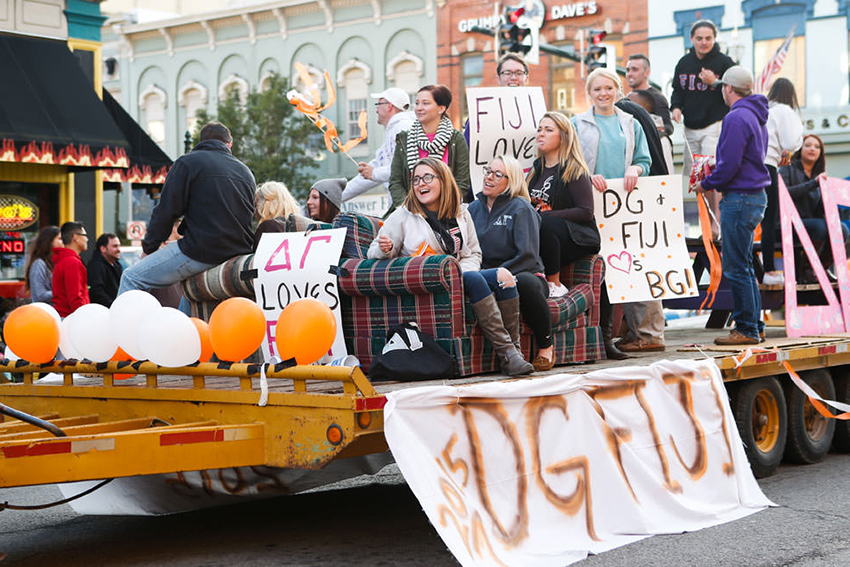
left=0, top=33, right=129, bottom=168
left=101, top=90, right=172, bottom=185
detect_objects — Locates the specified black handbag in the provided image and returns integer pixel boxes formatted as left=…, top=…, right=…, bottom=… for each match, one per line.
left=368, top=322, right=457, bottom=382
left=564, top=218, right=601, bottom=250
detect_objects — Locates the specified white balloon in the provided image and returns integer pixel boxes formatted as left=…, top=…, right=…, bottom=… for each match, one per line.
left=137, top=307, right=201, bottom=367
left=59, top=315, right=80, bottom=359
left=30, top=302, right=61, bottom=328
left=109, top=291, right=161, bottom=360
left=4, top=345, right=18, bottom=361
left=68, top=303, right=117, bottom=362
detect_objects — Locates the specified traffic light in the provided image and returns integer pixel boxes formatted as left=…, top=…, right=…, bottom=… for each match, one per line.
left=496, top=6, right=532, bottom=58
left=586, top=30, right=615, bottom=71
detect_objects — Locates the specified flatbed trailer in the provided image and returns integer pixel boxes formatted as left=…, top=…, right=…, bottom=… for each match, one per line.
left=1, top=326, right=849, bottom=497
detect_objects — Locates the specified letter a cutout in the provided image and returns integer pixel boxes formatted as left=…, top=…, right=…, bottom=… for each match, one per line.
left=778, top=175, right=848, bottom=336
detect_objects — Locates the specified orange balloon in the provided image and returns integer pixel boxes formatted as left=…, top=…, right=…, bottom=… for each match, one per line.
left=190, top=318, right=213, bottom=363
left=276, top=298, right=336, bottom=365
left=209, top=297, right=266, bottom=362
left=110, top=346, right=135, bottom=380
left=4, top=305, right=59, bottom=363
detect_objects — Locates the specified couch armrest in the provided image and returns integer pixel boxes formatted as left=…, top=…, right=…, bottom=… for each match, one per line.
left=338, top=255, right=461, bottom=297
left=181, top=254, right=255, bottom=302
left=559, top=255, right=604, bottom=327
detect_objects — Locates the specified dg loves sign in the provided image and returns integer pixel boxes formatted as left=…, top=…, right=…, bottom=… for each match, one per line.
left=593, top=175, right=697, bottom=304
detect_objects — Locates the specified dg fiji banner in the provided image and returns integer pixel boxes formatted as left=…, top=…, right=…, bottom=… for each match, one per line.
left=254, top=229, right=347, bottom=363
left=466, top=87, right=546, bottom=195
left=385, top=359, right=772, bottom=567
left=593, top=174, right=698, bottom=303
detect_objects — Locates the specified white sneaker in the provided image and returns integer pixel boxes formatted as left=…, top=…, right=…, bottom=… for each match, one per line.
left=548, top=282, right=568, bottom=298
left=762, top=271, right=784, bottom=286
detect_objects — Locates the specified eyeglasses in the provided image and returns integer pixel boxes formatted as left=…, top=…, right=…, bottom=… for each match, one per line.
left=483, top=166, right=507, bottom=181
left=499, top=70, right=528, bottom=78
left=374, top=101, right=391, bottom=107
left=412, top=173, right=437, bottom=186
left=75, top=232, right=88, bottom=238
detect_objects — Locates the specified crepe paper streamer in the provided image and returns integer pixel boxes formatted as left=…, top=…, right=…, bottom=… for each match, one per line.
left=286, top=61, right=368, bottom=165
left=783, top=360, right=850, bottom=420
left=696, top=193, right=722, bottom=312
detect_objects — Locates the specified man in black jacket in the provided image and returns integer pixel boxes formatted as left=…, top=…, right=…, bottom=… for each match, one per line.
left=117, top=122, right=256, bottom=303
left=670, top=20, right=735, bottom=237
left=87, top=233, right=123, bottom=307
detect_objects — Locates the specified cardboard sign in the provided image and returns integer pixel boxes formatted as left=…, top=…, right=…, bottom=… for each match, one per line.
left=384, top=359, right=772, bottom=567
left=253, top=229, right=347, bottom=363
left=593, top=175, right=697, bottom=303
left=466, top=87, right=547, bottom=194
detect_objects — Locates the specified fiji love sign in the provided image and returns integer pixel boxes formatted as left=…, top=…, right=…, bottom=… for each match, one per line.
left=593, top=175, right=697, bottom=304
left=466, top=86, right=547, bottom=195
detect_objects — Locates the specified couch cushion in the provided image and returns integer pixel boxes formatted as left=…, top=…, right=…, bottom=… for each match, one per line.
left=333, top=212, right=382, bottom=259
left=338, top=255, right=458, bottom=297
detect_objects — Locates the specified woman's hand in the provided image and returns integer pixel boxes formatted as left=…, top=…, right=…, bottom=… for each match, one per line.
left=624, top=165, right=642, bottom=192
left=378, top=234, right=394, bottom=254
left=817, top=172, right=828, bottom=182
left=591, top=174, right=607, bottom=193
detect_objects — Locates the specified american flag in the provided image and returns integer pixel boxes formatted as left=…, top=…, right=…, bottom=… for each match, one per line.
left=755, top=26, right=796, bottom=94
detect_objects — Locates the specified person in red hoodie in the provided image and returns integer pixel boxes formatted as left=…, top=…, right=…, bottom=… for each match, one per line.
left=52, top=221, right=90, bottom=317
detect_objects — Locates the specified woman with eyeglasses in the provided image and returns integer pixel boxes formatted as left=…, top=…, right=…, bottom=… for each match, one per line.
left=369, top=157, right=533, bottom=376
left=388, top=85, right=470, bottom=214
left=469, top=155, right=554, bottom=372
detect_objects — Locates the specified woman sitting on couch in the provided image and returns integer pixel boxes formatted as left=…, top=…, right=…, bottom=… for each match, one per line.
left=469, top=155, right=554, bottom=372
left=368, top=157, right=533, bottom=376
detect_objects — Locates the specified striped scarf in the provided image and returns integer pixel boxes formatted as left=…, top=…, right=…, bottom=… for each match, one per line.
left=405, top=116, right=454, bottom=170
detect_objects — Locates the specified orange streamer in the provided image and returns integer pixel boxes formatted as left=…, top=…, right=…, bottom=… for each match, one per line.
left=782, top=360, right=850, bottom=420
left=697, top=193, right=722, bottom=312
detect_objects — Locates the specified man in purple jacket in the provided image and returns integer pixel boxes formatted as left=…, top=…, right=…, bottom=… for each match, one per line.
left=692, top=66, right=770, bottom=345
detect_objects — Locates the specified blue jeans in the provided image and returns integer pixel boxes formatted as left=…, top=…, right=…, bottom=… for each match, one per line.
left=118, top=241, right=215, bottom=299
left=720, top=191, right=767, bottom=338
left=463, top=269, right=517, bottom=304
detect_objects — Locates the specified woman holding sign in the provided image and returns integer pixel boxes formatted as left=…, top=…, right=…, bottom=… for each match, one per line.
left=370, top=157, right=533, bottom=376
left=470, top=155, right=554, bottom=372
left=388, top=85, right=470, bottom=215
left=572, top=68, right=662, bottom=355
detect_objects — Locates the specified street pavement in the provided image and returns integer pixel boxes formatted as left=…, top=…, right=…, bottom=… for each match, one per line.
left=2, top=455, right=850, bottom=566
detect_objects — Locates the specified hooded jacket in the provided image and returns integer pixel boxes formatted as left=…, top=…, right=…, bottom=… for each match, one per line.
left=701, top=95, right=771, bottom=193
left=670, top=43, right=735, bottom=130
left=52, top=247, right=89, bottom=317
left=468, top=191, right=543, bottom=275
left=143, top=140, right=256, bottom=265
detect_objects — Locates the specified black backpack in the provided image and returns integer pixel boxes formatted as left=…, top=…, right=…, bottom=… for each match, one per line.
left=368, top=322, right=457, bottom=382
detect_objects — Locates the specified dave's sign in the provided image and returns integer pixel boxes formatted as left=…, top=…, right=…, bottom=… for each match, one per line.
left=593, top=175, right=697, bottom=303
left=253, top=229, right=348, bottom=363
left=466, top=87, right=547, bottom=194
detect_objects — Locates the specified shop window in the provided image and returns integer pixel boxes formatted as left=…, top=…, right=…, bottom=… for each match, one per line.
left=550, top=43, right=578, bottom=115
left=139, top=85, right=167, bottom=147
left=753, top=35, right=806, bottom=106
left=218, top=74, right=249, bottom=105
left=460, top=53, right=484, bottom=123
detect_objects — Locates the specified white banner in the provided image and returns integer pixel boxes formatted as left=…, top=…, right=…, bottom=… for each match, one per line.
left=253, top=229, right=347, bottom=363
left=385, top=359, right=772, bottom=566
left=593, top=174, right=698, bottom=303
left=466, top=87, right=547, bottom=195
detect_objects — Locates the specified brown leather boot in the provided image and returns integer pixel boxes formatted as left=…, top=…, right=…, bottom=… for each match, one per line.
left=472, top=295, right=533, bottom=376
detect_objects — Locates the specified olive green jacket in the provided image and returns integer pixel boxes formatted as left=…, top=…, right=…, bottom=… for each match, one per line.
left=387, top=129, right=470, bottom=216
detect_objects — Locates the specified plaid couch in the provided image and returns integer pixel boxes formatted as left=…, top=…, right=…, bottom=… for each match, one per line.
left=182, top=212, right=605, bottom=376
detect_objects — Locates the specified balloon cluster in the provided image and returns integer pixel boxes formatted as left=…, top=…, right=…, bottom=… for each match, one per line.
left=3, top=295, right=336, bottom=367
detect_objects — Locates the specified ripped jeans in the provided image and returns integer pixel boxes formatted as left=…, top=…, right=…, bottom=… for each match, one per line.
left=463, top=268, right=517, bottom=303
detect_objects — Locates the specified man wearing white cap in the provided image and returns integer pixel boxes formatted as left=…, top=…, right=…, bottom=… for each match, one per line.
left=342, top=87, right=415, bottom=215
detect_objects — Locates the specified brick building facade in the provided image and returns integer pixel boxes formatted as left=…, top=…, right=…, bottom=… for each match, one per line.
left=436, top=0, right=648, bottom=125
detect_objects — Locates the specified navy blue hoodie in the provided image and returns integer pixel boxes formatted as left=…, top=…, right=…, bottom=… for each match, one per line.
left=702, top=94, right=770, bottom=194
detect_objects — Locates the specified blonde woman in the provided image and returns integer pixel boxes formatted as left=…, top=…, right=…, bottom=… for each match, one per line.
left=469, top=155, right=554, bottom=371
left=370, top=157, right=533, bottom=376
left=252, top=181, right=309, bottom=250
left=572, top=69, right=662, bottom=355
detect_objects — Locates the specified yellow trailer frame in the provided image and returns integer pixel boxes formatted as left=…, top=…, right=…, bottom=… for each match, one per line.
left=0, top=361, right=388, bottom=488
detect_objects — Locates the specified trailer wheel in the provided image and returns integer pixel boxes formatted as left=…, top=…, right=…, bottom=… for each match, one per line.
left=733, top=376, right=787, bottom=478
left=784, top=369, right=836, bottom=464
left=831, top=367, right=850, bottom=452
